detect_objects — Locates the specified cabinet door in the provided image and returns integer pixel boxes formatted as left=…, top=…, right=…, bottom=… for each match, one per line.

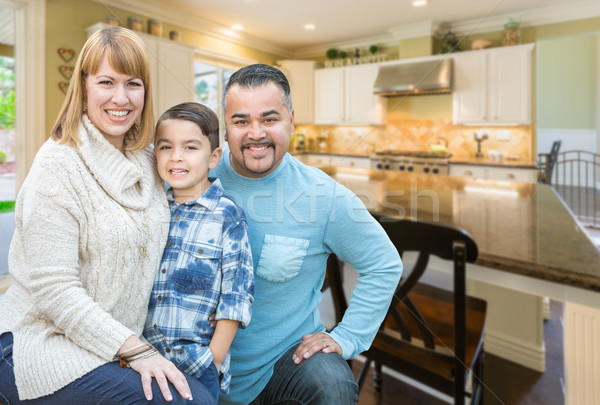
left=156, top=41, right=195, bottom=116
left=452, top=52, right=488, bottom=124
left=330, top=155, right=370, bottom=168
left=486, top=167, right=536, bottom=182
left=345, top=64, right=385, bottom=125
left=449, top=164, right=486, bottom=179
left=488, top=46, right=531, bottom=124
left=314, top=68, right=345, bottom=124
left=278, top=60, right=315, bottom=124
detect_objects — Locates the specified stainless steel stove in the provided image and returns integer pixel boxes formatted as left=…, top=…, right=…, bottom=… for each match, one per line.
left=370, top=150, right=451, bottom=175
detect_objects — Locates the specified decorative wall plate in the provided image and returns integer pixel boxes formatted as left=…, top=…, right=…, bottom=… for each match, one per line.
left=59, top=65, right=74, bottom=80
left=57, top=48, right=75, bottom=62
left=58, top=81, right=70, bottom=94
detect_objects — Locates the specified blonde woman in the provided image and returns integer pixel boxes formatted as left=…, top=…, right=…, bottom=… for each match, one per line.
left=0, top=27, right=213, bottom=404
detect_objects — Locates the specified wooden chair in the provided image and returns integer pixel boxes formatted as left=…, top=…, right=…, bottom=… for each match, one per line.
left=340, top=218, right=487, bottom=405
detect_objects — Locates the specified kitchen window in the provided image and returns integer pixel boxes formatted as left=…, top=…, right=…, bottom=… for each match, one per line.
left=194, top=50, right=255, bottom=146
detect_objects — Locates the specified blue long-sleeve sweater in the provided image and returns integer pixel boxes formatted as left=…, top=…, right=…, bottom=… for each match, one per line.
left=211, top=150, right=402, bottom=405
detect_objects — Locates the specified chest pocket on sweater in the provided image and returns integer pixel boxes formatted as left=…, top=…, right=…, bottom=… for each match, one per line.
left=172, top=242, right=222, bottom=292
left=256, top=235, right=310, bottom=283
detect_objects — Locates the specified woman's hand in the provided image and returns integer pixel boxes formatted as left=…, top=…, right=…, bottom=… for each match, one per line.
left=118, top=336, right=192, bottom=402
left=128, top=352, right=193, bottom=402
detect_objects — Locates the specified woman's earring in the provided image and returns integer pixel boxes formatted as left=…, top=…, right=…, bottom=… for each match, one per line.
left=83, top=100, right=87, bottom=112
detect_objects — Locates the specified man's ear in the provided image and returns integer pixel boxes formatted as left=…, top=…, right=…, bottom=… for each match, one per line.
left=209, top=147, right=223, bottom=170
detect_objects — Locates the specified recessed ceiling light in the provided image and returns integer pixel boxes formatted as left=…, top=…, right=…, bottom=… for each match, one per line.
left=304, top=24, right=316, bottom=30
left=412, top=0, right=428, bottom=6
left=232, top=24, right=244, bottom=30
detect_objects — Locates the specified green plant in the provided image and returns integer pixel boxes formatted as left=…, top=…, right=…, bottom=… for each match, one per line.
left=326, top=48, right=338, bottom=59
left=339, top=50, right=348, bottom=59
left=0, top=150, right=6, bottom=164
left=0, top=200, right=15, bottom=214
left=369, top=45, right=379, bottom=54
left=0, top=57, right=15, bottom=130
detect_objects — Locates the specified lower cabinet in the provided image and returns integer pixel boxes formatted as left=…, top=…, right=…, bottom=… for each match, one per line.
left=295, top=154, right=371, bottom=169
left=450, top=164, right=537, bottom=182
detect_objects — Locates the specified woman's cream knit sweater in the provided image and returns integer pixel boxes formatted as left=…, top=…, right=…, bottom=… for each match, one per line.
left=0, top=116, right=170, bottom=400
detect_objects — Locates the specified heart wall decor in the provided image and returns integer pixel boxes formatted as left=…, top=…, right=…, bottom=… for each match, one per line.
left=59, top=81, right=70, bottom=94
left=57, top=48, right=75, bottom=62
left=59, top=65, right=74, bottom=80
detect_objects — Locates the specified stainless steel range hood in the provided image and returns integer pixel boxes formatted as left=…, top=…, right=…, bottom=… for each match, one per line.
left=373, top=58, right=453, bottom=96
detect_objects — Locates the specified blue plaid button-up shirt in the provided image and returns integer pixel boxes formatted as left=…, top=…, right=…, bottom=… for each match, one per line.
left=143, top=178, right=254, bottom=394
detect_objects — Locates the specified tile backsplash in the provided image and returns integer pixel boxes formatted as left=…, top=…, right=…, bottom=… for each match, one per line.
left=295, top=119, right=532, bottom=161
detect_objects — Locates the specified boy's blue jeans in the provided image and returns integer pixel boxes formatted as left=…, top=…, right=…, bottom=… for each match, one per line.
left=249, top=344, right=359, bottom=405
left=0, top=332, right=217, bottom=405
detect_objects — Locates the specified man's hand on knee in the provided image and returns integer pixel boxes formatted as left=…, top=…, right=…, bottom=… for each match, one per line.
left=292, top=332, right=342, bottom=364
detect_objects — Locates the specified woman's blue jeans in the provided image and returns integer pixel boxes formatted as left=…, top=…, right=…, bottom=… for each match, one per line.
left=0, top=332, right=216, bottom=405
left=250, top=344, right=359, bottom=405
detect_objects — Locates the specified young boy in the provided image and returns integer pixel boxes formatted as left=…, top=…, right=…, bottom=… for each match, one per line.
left=144, top=102, right=254, bottom=402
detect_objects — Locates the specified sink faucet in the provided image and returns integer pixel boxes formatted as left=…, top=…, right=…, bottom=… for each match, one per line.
left=474, top=132, right=489, bottom=158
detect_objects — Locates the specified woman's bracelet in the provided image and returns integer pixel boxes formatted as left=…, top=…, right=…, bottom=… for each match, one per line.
left=117, top=343, right=158, bottom=368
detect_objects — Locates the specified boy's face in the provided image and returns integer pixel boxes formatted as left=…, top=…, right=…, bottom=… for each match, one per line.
left=155, top=118, right=222, bottom=203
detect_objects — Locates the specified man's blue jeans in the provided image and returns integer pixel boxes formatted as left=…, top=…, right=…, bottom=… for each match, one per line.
left=0, top=332, right=216, bottom=405
left=250, top=344, right=359, bottom=405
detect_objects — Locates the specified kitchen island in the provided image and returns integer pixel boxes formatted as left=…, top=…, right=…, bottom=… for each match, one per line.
left=320, top=165, right=599, bottom=404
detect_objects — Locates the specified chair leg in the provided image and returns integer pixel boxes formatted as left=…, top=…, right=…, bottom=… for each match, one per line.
left=356, top=357, right=372, bottom=389
left=373, top=361, right=383, bottom=392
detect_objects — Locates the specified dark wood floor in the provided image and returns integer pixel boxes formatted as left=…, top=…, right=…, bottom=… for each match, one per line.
left=353, top=300, right=564, bottom=405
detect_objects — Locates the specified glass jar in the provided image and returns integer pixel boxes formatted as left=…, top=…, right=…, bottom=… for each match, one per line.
left=503, top=18, right=520, bottom=46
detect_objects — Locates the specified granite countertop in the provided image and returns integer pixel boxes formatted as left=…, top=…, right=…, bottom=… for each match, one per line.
left=320, top=166, right=600, bottom=292
left=449, top=156, right=538, bottom=169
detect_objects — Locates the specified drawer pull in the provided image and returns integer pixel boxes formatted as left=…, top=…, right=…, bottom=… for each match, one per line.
left=465, top=170, right=473, bottom=176
left=507, top=173, right=515, bottom=179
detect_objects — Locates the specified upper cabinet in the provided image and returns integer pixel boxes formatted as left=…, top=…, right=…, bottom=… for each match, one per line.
left=452, top=44, right=533, bottom=125
left=86, top=23, right=196, bottom=119
left=315, top=64, right=386, bottom=125
left=277, top=60, right=316, bottom=124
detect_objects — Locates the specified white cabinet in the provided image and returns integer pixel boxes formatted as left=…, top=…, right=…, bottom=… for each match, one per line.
left=330, top=155, right=370, bottom=168
left=452, top=44, right=533, bottom=125
left=450, top=163, right=537, bottom=182
left=277, top=60, right=315, bottom=124
left=315, top=64, right=385, bottom=125
left=295, top=154, right=331, bottom=167
left=141, top=36, right=195, bottom=118
left=86, top=23, right=195, bottom=120
left=449, top=164, right=487, bottom=179
left=295, top=154, right=370, bottom=169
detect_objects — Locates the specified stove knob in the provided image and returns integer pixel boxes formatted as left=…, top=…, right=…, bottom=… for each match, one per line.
left=407, top=166, right=414, bottom=172
left=376, top=163, right=383, bottom=169
left=399, top=165, right=405, bottom=171
left=423, top=167, right=430, bottom=173
left=384, top=164, right=391, bottom=170
left=432, top=168, right=439, bottom=174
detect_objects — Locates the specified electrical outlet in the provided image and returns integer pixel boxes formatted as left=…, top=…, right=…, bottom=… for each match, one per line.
left=497, top=130, right=510, bottom=141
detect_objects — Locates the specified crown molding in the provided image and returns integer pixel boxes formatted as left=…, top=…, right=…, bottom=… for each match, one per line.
left=91, top=0, right=294, bottom=57
left=388, top=20, right=439, bottom=40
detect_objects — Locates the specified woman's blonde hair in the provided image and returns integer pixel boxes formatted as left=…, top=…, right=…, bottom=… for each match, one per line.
left=51, top=26, right=154, bottom=151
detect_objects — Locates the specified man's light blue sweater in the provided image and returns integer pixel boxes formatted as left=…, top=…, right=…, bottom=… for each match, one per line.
left=211, top=150, right=402, bottom=405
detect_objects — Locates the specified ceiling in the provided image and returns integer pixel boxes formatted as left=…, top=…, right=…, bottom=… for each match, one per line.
left=130, top=0, right=600, bottom=53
